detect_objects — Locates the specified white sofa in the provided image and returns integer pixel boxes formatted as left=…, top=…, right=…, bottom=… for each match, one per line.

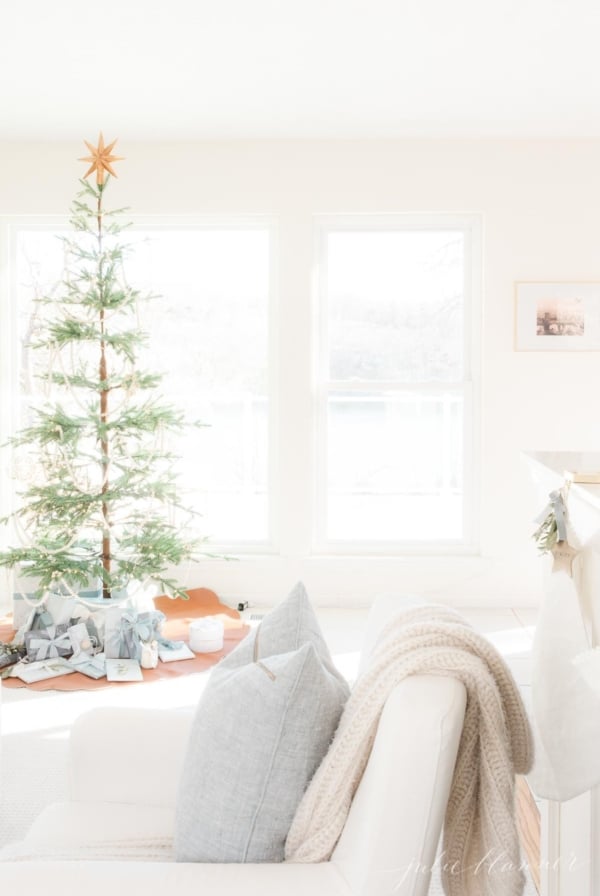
left=0, top=597, right=467, bottom=896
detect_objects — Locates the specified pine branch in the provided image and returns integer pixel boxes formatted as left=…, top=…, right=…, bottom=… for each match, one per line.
left=99, top=402, right=185, bottom=437
left=45, top=370, right=162, bottom=393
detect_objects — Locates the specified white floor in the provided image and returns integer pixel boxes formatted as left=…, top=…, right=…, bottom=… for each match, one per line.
left=0, top=604, right=537, bottom=893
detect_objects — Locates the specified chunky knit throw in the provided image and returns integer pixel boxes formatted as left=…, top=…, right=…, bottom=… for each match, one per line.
left=285, top=605, right=534, bottom=896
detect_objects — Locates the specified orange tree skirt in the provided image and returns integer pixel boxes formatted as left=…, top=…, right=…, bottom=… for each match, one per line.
left=0, top=588, right=249, bottom=692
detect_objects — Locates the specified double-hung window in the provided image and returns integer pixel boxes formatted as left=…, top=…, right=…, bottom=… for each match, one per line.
left=315, top=216, right=480, bottom=550
left=3, top=219, right=274, bottom=551
left=2, top=212, right=480, bottom=580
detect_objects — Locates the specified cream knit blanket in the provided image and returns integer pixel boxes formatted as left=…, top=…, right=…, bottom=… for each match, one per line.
left=285, top=605, right=534, bottom=896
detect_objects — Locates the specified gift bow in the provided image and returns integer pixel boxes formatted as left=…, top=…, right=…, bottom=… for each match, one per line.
left=135, top=611, right=165, bottom=643
left=118, top=611, right=164, bottom=658
left=29, top=626, right=72, bottom=661
left=119, top=612, right=141, bottom=658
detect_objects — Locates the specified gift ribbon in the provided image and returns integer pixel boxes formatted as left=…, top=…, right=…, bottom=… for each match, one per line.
left=70, top=652, right=106, bottom=673
left=119, top=612, right=140, bottom=659
left=28, top=627, right=72, bottom=661
left=32, top=609, right=54, bottom=631
left=119, top=611, right=165, bottom=658
left=135, top=611, right=165, bottom=643
left=158, top=636, right=185, bottom=651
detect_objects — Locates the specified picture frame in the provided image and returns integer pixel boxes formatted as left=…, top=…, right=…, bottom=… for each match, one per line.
left=514, top=281, right=600, bottom=351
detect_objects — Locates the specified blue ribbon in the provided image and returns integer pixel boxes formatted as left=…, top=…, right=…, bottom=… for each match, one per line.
left=135, top=611, right=166, bottom=643
left=27, top=625, right=72, bottom=661
left=118, top=610, right=165, bottom=659
left=119, top=612, right=141, bottom=659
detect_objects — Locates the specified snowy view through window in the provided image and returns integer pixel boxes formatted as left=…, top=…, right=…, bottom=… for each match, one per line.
left=14, top=227, right=270, bottom=545
left=322, top=228, right=467, bottom=543
left=13, top=220, right=472, bottom=551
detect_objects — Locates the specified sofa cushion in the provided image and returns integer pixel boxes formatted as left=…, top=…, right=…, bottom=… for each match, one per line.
left=174, top=583, right=349, bottom=863
left=0, top=801, right=174, bottom=861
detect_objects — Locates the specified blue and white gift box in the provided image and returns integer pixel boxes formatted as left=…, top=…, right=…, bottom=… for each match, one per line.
left=11, top=607, right=54, bottom=649
left=68, top=622, right=97, bottom=658
left=104, top=608, right=165, bottom=660
left=45, top=594, right=78, bottom=627
left=12, top=576, right=102, bottom=630
left=69, top=651, right=106, bottom=680
left=136, top=610, right=165, bottom=642
left=25, top=624, right=73, bottom=662
left=12, top=593, right=44, bottom=630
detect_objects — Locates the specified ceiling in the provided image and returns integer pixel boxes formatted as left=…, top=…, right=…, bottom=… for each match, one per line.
left=1, top=0, right=600, bottom=140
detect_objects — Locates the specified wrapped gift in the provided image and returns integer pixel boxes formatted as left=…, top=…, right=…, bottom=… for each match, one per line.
left=15, top=658, right=75, bottom=684
left=11, top=606, right=53, bottom=647
left=25, top=624, right=73, bottom=661
left=69, top=614, right=102, bottom=654
left=119, top=611, right=142, bottom=660
left=104, top=608, right=165, bottom=660
left=104, top=608, right=139, bottom=660
left=189, top=616, right=224, bottom=653
left=104, top=608, right=128, bottom=659
left=105, top=658, right=143, bottom=682
left=158, top=641, right=195, bottom=663
left=31, top=608, right=54, bottom=631
left=12, top=593, right=44, bottom=629
left=135, top=610, right=165, bottom=643
left=69, top=651, right=106, bottom=679
left=68, top=622, right=96, bottom=658
left=140, top=639, right=159, bottom=669
left=0, top=642, right=27, bottom=670
left=46, top=594, right=78, bottom=627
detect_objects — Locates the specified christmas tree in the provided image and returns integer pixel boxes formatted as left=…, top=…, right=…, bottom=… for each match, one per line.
left=0, top=135, right=201, bottom=601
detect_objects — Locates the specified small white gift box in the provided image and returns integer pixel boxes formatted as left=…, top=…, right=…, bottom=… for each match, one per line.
left=189, top=616, right=224, bottom=653
left=46, top=594, right=78, bottom=627
left=140, top=640, right=159, bottom=669
left=12, top=593, right=43, bottom=630
left=68, top=622, right=96, bottom=658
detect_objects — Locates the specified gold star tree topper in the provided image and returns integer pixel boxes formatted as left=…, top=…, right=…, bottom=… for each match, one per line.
left=79, top=133, right=124, bottom=185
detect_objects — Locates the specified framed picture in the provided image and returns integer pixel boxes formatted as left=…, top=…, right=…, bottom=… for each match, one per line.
left=514, top=282, right=600, bottom=351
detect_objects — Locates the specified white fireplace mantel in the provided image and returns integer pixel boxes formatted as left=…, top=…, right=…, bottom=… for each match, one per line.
left=524, top=450, right=600, bottom=896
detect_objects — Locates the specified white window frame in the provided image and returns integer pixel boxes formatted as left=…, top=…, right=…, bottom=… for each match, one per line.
left=0, top=214, right=280, bottom=556
left=313, top=214, right=482, bottom=555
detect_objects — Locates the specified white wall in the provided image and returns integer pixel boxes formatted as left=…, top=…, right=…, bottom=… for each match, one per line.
left=1, top=138, right=598, bottom=608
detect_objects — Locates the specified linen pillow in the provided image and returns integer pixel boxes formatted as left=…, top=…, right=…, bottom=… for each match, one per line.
left=220, top=581, right=343, bottom=678
left=174, top=583, right=349, bottom=863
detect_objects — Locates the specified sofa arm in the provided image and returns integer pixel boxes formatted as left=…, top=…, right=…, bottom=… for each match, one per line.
left=331, top=675, right=466, bottom=896
left=69, top=707, right=193, bottom=808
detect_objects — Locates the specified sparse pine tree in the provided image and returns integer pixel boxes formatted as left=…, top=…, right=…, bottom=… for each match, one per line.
left=0, top=135, right=204, bottom=601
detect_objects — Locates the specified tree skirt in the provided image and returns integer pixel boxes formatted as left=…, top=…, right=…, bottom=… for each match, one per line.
left=0, top=587, right=249, bottom=692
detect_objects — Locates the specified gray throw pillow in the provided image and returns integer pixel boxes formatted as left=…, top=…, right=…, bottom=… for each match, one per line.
left=221, top=581, right=342, bottom=677
left=174, top=583, right=349, bottom=863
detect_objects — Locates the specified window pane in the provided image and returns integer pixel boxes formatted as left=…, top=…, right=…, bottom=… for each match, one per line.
left=327, top=230, right=464, bottom=382
left=14, top=226, right=270, bottom=544
left=326, top=393, right=463, bottom=541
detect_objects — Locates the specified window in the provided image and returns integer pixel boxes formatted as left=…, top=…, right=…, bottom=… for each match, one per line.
left=1, top=212, right=480, bottom=576
left=7, top=220, right=274, bottom=548
left=315, top=216, right=480, bottom=549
